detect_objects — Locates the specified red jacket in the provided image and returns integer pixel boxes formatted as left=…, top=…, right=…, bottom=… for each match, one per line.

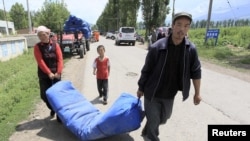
left=34, top=40, right=63, bottom=75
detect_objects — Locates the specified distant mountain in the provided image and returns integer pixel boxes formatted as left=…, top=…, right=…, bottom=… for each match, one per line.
left=195, top=4, right=250, bottom=21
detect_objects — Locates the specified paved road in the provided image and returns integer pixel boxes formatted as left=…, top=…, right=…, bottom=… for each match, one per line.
left=9, top=36, right=250, bottom=141
left=78, top=36, right=250, bottom=140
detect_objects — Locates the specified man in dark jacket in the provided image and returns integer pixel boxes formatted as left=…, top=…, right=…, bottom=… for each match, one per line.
left=137, top=12, right=202, bottom=141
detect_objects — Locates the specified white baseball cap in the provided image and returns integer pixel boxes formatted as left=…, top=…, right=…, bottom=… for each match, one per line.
left=36, top=25, right=50, bottom=34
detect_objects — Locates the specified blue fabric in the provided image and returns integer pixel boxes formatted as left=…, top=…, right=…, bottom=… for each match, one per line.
left=63, top=15, right=92, bottom=39
left=46, top=80, right=144, bottom=141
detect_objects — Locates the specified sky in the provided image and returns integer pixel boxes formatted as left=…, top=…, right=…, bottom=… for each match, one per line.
left=168, top=0, right=250, bottom=22
left=1, top=0, right=250, bottom=24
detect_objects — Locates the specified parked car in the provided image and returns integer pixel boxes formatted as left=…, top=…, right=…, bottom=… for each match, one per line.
left=106, top=31, right=116, bottom=40
left=115, top=27, right=136, bottom=46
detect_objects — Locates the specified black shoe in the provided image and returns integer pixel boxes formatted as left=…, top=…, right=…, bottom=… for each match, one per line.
left=103, top=99, right=107, bottom=105
left=56, top=115, right=62, bottom=123
left=50, top=111, right=55, bottom=118
left=141, top=127, right=147, bottom=136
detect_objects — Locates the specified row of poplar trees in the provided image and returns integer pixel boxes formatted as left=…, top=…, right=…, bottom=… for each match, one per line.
left=1, top=0, right=170, bottom=35
left=96, top=0, right=171, bottom=36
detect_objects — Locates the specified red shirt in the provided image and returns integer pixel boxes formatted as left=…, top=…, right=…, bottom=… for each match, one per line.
left=93, top=57, right=110, bottom=79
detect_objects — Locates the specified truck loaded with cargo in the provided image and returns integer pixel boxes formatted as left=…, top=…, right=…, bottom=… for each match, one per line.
left=58, top=15, right=91, bottom=58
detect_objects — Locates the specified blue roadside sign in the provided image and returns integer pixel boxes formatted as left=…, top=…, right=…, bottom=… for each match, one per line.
left=205, top=29, right=220, bottom=46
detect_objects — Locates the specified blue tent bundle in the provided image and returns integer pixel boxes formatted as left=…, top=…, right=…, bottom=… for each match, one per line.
left=63, top=15, right=92, bottom=39
left=46, top=80, right=144, bottom=141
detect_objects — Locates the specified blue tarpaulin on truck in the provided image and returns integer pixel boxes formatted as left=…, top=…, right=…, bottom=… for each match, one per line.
left=63, top=15, right=92, bottom=39
left=46, top=80, right=144, bottom=141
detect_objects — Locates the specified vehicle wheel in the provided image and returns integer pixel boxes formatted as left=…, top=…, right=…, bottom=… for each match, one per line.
left=79, top=48, right=83, bottom=58
left=116, top=41, right=120, bottom=46
left=111, top=36, right=115, bottom=40
left=84, top=45, right=86, bottom=55
left=70, top=44, right=74, bottom=55
left=86, top=40, right=90, bottom=51
left=132, top=42, right=135, bottom=46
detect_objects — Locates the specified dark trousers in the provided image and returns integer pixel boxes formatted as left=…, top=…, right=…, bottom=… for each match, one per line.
left=39, top=77, right=60, bottom=111
left=97, top=79, right=108, bottom=100
left=143, top=97, right=174, bottom=141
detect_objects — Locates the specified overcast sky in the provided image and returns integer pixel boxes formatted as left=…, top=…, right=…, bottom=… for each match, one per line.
left=1, top=0, right=250, bottom=24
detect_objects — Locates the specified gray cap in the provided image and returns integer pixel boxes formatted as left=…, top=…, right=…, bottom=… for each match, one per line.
left=172, top=12, right=192, bottom=23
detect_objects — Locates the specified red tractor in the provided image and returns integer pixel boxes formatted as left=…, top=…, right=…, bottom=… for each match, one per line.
left=58, top=15, right=91, bottom=58
left=59, top=31, right=86, bottom=58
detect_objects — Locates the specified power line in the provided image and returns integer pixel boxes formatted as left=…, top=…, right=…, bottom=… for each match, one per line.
left=226, top=0, right=237, bottom=20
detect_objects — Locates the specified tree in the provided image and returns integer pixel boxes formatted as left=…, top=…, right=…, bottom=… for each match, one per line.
left=96, top=0, right=140, bottom=32
left=0, top=9, right=5, bottom=20
left=37, top=0, right=70, bottom=33
left=9, top=3, right=27, bottom=30
left=141, top=0, right=170, bottom=37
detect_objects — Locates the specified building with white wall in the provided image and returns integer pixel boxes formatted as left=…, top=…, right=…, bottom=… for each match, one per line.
left=0, top=20, right=16, bottom=35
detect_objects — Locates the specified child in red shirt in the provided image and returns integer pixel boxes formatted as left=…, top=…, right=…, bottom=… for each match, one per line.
left=93, top=45, right=110, bottom=105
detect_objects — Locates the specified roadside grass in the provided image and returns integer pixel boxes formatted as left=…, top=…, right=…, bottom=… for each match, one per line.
left=194, top=43, right=250, bottom=72
left=0, top=48, right=69, bottom=141
left=0, top=48, right=40, bottom=141
left=189, top=27, right=250, bottom=72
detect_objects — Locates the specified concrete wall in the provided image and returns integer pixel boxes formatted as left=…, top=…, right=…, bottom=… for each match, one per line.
left=0, top=37, right=28, bottom=62
left=0, top=20, right=16, bottom=35
left=21, top=34, right=39, bottom=47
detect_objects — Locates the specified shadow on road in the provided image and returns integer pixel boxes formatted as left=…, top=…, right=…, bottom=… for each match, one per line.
left=15, top=115, right=135, bottom=141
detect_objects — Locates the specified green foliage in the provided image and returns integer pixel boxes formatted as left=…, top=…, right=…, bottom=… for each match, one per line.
left=213, top=46, right=233, bottom=60
left=37, top=0, right=70, bottom=32
left=9, top=3, right=28, bottom=30
left=0, top=9, right=5, bottom=20
left=0, top=48, right=39, bottom=140
left=141, top=0, right=170, bottom=38
left=189, top=27, right=250, bottom=70
left=0, top=49, right=39, bottom=119
left=239, top=56, right=250, bottom=64
left=0, top=9, right=11, bottom=21
left=96, top=0, right=140, bottom=32
left=0, top=48, right=69, bottom=140
left=189, top=27, right=250, bottom=48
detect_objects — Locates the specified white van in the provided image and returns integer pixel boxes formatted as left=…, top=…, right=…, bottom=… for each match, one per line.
left=115, top=27, right=136, bottom=46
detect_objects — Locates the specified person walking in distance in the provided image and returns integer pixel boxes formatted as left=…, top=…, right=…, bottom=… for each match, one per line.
left=156, top=28, right=166, bottom=40
left=151, top=26, right=157, bottom=44
left=33, top=25, right=63, bottom=122
left=93, top=45, right=110, bottom=105
left=137, top=12, right=202, bottom=141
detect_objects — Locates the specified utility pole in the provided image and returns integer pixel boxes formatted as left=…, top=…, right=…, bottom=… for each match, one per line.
left=2, top=0, right=9, bottom=35
left=26, top=0, right=32, bottom=33
left=172, top=0, right=176, bottom=21
left=116, top=0, right=119, bottom=31
left=205, top=0, right=213, bottom=44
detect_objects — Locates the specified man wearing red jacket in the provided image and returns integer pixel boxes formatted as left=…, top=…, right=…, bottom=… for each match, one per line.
left=34, top=25, right=63, bottom=122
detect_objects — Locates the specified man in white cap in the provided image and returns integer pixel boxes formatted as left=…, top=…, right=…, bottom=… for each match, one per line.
left=137, top=12, right=202, bottom=141
left=33, top=25, right=63, bottom=122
